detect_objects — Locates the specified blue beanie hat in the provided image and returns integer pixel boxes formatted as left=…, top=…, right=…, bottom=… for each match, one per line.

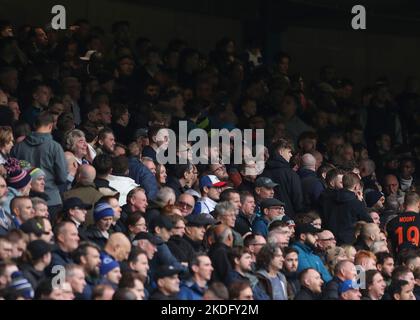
left=100, top=253, right=119, bottom=276
left=93, top=202, right=114, bottom=222
left=8, top=271, right=34, bottom=299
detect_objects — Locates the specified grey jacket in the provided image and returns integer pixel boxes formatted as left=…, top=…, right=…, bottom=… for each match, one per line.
left=255, top=269, right=288, bottom=300
left=12, top=132, right=67, bottom=206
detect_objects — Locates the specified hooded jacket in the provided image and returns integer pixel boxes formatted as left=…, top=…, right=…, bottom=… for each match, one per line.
left=12, top=132, right=67, bottom=206
left=322, top=189, right=373, bottom=245
left=262, top=153, right=304, bottom=217
left=292, top=241, right=332, bottom=283
left=255, top=269, right=288, bottom=300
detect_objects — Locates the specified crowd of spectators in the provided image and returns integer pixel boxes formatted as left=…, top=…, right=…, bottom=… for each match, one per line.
left=0, top=17, right=419, bottom=300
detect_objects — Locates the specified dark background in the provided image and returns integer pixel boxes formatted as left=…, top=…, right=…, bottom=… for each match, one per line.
left=1, top=0, right=420, bottom=94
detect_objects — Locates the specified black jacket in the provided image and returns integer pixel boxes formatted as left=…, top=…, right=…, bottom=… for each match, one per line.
left=149, top=290, right=179, bottom=300
left=283, top=270, right=301, bottom=300
left=294, top=286, right=322, bottom=300
left=208, top=242, right=232, bottom=285
left=234, top=211, right=253, bottom=236
left=322, top=276, right=343, bottom=300
left=167, top=235, right=194, bottom=264
left=165, top=176, right=187, bottom=199
left=145, top=201, right=161, bottom=227
left=298, top=168, right=325, bottom=211
left=85, top=225, right=111, bottom=249
left=262, top=153, right=304, bottom=217
left=20, top=263, right=47, bottom=290
left=322, top=189, right=373, bottom=245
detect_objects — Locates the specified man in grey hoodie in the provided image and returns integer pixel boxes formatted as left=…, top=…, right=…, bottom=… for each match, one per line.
left=12, top=112, right=67, bottom=217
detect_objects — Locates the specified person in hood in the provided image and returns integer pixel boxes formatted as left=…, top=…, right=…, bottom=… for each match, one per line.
left=12, top=112, right=67, bottom=216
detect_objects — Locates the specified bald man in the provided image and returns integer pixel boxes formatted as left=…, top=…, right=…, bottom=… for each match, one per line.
left=298, top=153, right=325, bottom=210
left=295, top=268, right=324, bottom=300
left=354, top=223, right=381, bottom=251
left=63, top=165, right=104, bottom=225
left=104, top=233, right=132, bottom=262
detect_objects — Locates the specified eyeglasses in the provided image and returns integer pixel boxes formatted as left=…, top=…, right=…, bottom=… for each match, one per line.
left=177, top=201, right=193, bottom=209
left=318, top=238, right=335, bottom=241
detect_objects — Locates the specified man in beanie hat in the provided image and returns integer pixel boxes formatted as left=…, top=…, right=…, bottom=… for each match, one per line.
left=7, top=271, right=35, bottom=299
left=365, top=190, right=385, bottom=210
left=86, top=202, right=114, bottom=249
left=99, top=252, right=121, bottom=290
left=3, top=168, right=32, bottom=218
left=29, top=167, right=48, bottom=201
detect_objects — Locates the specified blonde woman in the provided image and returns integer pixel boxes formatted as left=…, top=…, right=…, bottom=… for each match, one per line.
left=326, top=246, right=348, bottom=275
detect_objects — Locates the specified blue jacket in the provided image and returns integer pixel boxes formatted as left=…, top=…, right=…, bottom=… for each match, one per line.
left=178, top=280, right=206, bottom=300
left=128, top=157, right=158, bottom=200
left=292, top=241, right=332, bottom=283
left=252, top=216, right=269, bottom=237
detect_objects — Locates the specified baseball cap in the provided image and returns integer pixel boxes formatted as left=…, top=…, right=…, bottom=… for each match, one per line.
left=62, top=198, right=93, bottom=212
left=199, top=175, right=227, bottom=189
left=134, top=128, right=148, bottom=139
left=294, top=223, right=323, bottom=237
left=154, top=264, right=182, bottom=280
left=255, top=177, right=278, bottom=188
left=186, top=214, right=216, bottom=227
left=20, top=219, right=45, bottom=237
left=133, top=232, right=163, bottom=245
left=338, top=280, right=358, bottom=295
left=260, top=198, right=285, bottom=211
left=27, top=240, right=54, bottom=261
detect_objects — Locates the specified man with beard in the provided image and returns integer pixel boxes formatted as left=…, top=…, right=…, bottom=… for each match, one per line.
left=376, top=252, right=395, bottom=286
left=282, top=247, right=300, bottom=299
left=73, top=241, right=102, bottom=300
left=96, top=128, right=116, bottom=156
left=317, top=168, right=344, bottom=219
left=292, top=223, right=332, bottom=282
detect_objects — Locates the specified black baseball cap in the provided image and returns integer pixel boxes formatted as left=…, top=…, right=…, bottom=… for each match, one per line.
left=255, top=177, right=278, bottom=188
left=295, top=223, right=323, bottom=237
left=154, top=264, right=182, bottom=280
left=62, top=198, right=92, bottom=212
left=27, top=240, right=54, bottom=261
left=20, top=219, right=45, bottom=237
left=133, top=232, right=163, bottom=245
